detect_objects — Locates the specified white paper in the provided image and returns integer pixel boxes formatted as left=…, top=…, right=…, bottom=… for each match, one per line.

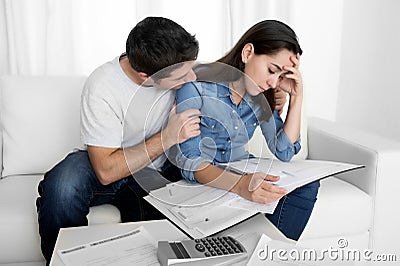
left=222, top=193, right=279, bottom=213
left=58, top=226, right=160, bottom=266
left=149, top=181, right=220, bottom=206
left=150, top=180, right=276, bottom=213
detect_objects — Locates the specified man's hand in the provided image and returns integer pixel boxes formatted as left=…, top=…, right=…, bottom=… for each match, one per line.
left=162, top=107, right=201, bottom=149
left=232, top=172, right=287, bottom=204
left=274, top=89, right=287, bottom=115
left=263, top=88, right=287, bottom=115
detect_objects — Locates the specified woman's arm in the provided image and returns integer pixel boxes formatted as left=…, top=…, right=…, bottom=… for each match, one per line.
left=260, top=111, right=301, bottom=162
left=259, top=53, right=303, bottom=162
left=175, top=82, right=214, bottom=182
left=279, top=54, right=303, bottom=143
left=282, top=94, right=302, bottom=143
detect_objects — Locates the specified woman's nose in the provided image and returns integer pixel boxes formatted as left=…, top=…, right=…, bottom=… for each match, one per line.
left=267, top=76, right=279, bottom=89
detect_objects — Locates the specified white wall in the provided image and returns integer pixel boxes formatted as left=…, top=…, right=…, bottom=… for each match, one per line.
left=2, top=0, right=399, bottom=142
left=130, top=0, right=232, bottom=63
left=336, top=0, right=400, bottom=142
left=289, top=0, right=344, bottom=122
left=0, top=1, right=7, bottom=75
left=228, top=0, right=345, bottom=125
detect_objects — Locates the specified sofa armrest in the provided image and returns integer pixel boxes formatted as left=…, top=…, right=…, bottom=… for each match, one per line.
left=0, top=107, right=3, bottom=177
left=0, top=128, right=2, bottom=177
left=308, top=117, right=380, bottom=195
left=307, top=117, right=400, bottom=253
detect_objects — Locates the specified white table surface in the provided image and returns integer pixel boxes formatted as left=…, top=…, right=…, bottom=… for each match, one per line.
left=50, top=214, right=291, bottom=266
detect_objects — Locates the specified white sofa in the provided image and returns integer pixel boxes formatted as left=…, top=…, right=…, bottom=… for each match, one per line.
left=0, top=76, right=399, bottom=265
left=0, top=76, right=121, bottom=266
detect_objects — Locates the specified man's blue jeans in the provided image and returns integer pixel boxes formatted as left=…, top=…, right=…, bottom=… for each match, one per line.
left=265, top=180, right=320, bottom=240
left=36, top=150, right=180, bottom=264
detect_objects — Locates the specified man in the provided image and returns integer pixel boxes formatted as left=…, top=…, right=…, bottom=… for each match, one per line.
left=36, top=17, right=201, bottom=264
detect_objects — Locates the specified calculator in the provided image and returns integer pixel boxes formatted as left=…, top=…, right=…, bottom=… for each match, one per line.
left=157, top=236, right=247, bottom=265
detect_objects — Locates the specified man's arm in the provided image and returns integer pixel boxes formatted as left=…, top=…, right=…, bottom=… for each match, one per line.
left=88, top=108, right=200, bottom=185
left=274, top=89, right=287, bottom=114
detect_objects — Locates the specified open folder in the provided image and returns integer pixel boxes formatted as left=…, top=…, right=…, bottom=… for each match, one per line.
left=144, top=157, right=363, bottom=239
left=219, top=157, right=365, bottom=192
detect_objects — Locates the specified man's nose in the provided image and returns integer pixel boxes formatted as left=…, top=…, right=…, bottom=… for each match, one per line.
left=185, top=70, right=197, bottom=82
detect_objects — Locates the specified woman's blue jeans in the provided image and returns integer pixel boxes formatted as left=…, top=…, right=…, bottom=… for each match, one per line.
left=36, top=150, right=180, bottom=263
left=265, top=180, right=320, bottom=240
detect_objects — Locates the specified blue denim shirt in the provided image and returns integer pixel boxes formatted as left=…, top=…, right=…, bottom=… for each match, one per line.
left=175, top=81, right=301, bottom=182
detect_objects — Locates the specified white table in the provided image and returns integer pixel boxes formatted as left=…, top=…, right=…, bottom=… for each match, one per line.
left=51, top=167, right=292, bottom=265
left=50, top=213, right=291, bottom=266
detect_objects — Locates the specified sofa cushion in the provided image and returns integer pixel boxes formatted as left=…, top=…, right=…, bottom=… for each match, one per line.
left=300, top=177, right=372, bottom=239
left=0, top=76, right=86, bottom=177
left=0, top=174, right=121, bottom=263
left=87, top=204, right=122, bottom=225
left=0, top=175, right=44, bottom=262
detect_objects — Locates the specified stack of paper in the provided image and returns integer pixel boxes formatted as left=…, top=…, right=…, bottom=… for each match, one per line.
left=145, top=181, right=277, bottom=239
left=58, top=226, right=159, bottom=266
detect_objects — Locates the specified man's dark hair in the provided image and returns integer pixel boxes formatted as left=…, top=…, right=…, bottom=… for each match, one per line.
left=126, top=17, right=199, bottom=78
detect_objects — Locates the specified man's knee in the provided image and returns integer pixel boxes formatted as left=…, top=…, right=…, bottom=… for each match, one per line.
left=38, top=151, right=95, bottom=204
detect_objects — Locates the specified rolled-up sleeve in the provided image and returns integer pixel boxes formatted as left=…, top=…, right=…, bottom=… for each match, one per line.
left=260, top=110, right=301, bottom=162
left=175, top=82, right=213, bottom=182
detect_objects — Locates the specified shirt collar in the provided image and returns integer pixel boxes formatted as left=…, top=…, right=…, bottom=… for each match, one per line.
left=216, top=82, right=256, bottom=105
left=216, top=82, right=231, bottom=97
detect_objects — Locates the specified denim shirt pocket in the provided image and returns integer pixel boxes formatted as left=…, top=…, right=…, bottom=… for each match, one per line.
left=197, top=116, right=226, bottom=160
left=200, top=116, right=226, bottom=133
left=244, top=117, right=259, bottom=140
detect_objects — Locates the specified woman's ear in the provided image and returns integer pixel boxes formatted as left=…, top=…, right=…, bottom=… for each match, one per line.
left=241, top=43, right=254, bottom=64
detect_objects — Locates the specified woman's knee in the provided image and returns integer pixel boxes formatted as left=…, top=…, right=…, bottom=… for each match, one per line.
left=291, top=180, right=320, bottom=202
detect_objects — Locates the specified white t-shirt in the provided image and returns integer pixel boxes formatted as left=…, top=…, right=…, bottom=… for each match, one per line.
left=81, top=56, right=175, bottom=170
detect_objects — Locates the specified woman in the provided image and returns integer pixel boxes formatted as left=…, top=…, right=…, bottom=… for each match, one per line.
left=174, top=20, right=319, bottom=240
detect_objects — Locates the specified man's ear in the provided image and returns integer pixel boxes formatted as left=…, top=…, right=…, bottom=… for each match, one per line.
left=138, top=72, right=156, bottom=87
left=241, top=43, right=254, bottom=64
left=138, top=72, right=149, bottom=81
